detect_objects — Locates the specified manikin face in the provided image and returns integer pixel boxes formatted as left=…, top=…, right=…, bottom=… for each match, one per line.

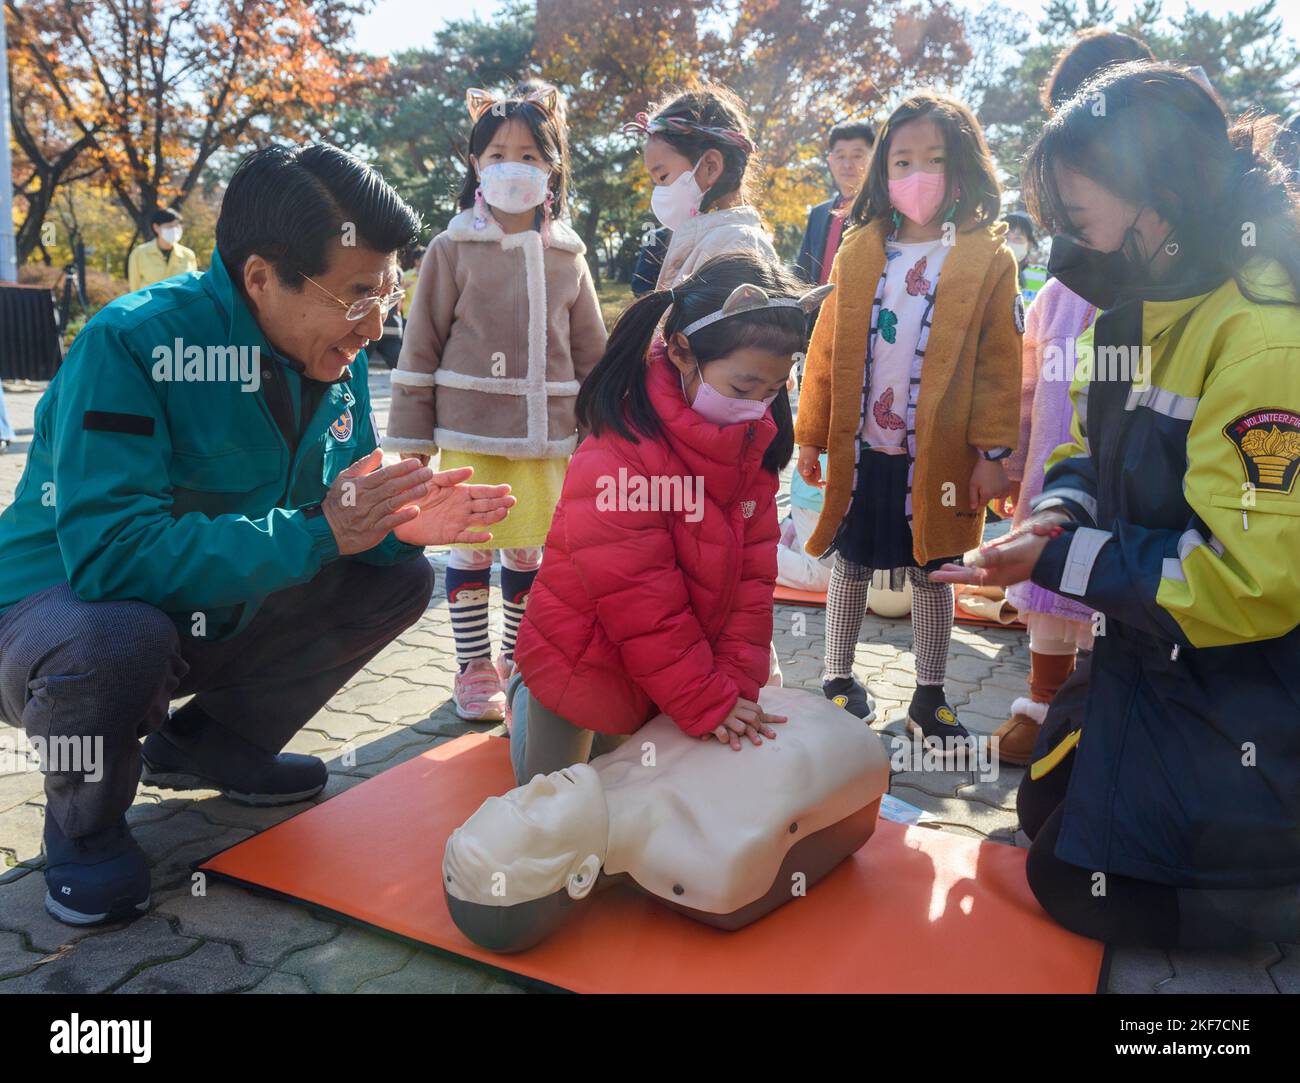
left=241, top=245, right=398, bottom=383
left=443, top=763, right=608, bottom=906
left=665, top=337, right=794, bottom=406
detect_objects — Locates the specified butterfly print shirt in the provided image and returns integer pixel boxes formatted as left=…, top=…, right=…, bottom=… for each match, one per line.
left=860, top=237, right=950, bottom=453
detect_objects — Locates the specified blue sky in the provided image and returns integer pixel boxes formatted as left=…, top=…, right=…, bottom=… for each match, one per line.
left=352, top=0, right=1300, bottom=58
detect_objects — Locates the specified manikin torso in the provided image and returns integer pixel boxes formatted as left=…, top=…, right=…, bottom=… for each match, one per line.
left=443, top=687, right=890, bottom=949
left=599, top=685, right=886, bottom=914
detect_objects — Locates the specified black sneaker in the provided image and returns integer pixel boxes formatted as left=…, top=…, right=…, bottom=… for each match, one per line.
left=906, top=685, right=972, bottom=748
left=823, top=676, right=878, bottom=722
left=42, top=814, right=150, bottom=927
left=142, top=712, right=327, bottom=807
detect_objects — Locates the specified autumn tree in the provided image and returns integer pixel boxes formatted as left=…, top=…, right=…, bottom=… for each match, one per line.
left=4, top=0, right=377, bottom=268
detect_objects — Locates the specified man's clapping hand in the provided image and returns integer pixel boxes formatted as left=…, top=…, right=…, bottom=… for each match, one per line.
left=322, top=450, right=435, bottom=556
left=391, top=464, right=515, bottom=547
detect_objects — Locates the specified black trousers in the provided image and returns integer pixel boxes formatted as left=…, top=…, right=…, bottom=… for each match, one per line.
left=1019, top=655, right=1300, bottom=948
left=0, top=556, right=434, bottom=838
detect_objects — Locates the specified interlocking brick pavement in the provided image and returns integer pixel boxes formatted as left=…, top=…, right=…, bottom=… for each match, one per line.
left=0, top=373, right=1287, bottom=993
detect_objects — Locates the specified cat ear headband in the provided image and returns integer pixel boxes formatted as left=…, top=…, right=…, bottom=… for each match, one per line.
left=677, top=282, right=835, bottom=337
left=466, top=85, right=560, bottom=125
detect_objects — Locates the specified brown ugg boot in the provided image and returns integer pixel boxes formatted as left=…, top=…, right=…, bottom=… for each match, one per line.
left=994, top=651, right=1077, bottom=766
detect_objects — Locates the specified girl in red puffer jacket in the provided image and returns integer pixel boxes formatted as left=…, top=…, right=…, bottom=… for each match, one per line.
left=510, top=253, right=831, bottom=784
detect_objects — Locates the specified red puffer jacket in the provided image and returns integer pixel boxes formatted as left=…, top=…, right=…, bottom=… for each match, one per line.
left=514, top=348, right=780, bottom=737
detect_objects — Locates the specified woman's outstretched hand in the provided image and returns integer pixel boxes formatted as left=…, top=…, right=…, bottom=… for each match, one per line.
left=707, top=697, right=788, bottom=751
left=392, top=465, right=516, bottom=546
left=929, top=509, right=1072, bottom=588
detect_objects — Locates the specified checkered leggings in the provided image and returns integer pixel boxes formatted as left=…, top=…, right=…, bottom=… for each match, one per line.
left=824, top=554, right=954, bottom=685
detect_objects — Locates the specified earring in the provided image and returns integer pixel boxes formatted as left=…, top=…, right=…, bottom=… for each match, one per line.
left=540, top=189, right=554, bottom=248
left=943, top=199, right=958, bottom=223
left=891, top=209, right=902, bottom=230
left=1164, top=240, right=1180, bottom=256
left=473, top=184, right=488, bottom=231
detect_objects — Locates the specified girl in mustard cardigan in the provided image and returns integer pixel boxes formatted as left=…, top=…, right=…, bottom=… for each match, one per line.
left=794, top=92, right=1022, bottom=748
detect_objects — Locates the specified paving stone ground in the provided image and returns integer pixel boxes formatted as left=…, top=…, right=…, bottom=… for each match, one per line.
left=0, top=372, right=1288, bottom=993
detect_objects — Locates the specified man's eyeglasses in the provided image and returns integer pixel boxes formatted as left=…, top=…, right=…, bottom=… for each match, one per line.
left=300, top=272, right=405, bottom=321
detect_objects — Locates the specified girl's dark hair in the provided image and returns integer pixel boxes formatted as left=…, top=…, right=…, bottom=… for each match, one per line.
left=847, top=91, right=1001, bottom=231
left=576, top=253, right=804, bottom=474
left=1041, top=29, right=1156, bottom=113
left=1023, top=62, right=1300, bottom=306
left=643, top=84, right=760, bottom=214
left=457, top=81, right=570, bottom=217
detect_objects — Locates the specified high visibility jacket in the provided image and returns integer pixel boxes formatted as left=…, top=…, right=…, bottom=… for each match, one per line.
left=0, top=249, right=422, bottom=641
left=127, top=239, right=199, bottom=292
left=1029, top=258, right=1300, bottom=887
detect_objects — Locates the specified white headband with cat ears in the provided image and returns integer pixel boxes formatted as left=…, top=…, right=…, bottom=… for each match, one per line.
left=679, top=282, right=835, bottom=337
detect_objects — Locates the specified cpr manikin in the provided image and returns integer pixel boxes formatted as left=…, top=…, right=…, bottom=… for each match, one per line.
left=443, top=686, right=890, bottom=952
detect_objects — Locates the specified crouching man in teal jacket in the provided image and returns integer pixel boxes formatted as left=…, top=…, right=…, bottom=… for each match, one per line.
left=0, top=145, right=513, bottom=926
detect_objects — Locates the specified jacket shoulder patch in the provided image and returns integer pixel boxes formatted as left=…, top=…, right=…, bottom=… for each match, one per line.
left=83, top=410, right=155, bottom=437
left=1223, top=407, right=1300, bottom=493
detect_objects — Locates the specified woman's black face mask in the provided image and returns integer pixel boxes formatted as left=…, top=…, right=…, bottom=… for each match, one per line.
left=1047, top=210, right=1173, bottom=310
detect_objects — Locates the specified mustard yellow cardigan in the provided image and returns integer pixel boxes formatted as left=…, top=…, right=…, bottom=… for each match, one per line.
left=794, top=217, right=1023, bottom=563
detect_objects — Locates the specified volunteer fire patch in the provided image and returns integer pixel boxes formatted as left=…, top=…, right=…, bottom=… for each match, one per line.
left=1223, top=408, right=1300, bottom=494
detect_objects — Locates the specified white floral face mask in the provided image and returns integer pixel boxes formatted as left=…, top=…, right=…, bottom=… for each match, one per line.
left=478, top=162, right=550, bottom=214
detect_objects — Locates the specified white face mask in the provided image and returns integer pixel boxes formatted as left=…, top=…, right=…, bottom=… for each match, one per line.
left=1009, top=240, right=1030, bottom=262
left=159, top=224, right=182, bottom=245
left=478, top=162, right=550, bottom=214
left=651, top=162, right=704, bottom=231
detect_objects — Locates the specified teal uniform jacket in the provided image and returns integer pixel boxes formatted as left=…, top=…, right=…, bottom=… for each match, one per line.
left=0, top=248, right=425, bottom=642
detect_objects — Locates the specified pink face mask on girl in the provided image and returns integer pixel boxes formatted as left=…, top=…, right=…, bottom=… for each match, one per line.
left=682, top=364, right=776, bottom=425
left=888, top=171, right=948, bottom=226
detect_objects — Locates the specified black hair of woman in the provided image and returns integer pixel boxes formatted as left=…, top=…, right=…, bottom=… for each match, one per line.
left=457, top=82, right=571, bottom=217
left=1041, top=28, right=1156, bottom=113
left=1023, top=61, right=1300, bottom=307
left=847, top=91, right=1002, bottom=232
left=576, top=252, right=804, bottom=475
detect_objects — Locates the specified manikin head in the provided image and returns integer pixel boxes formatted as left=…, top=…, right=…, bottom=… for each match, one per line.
left=443, top=762, right=608, bottom=952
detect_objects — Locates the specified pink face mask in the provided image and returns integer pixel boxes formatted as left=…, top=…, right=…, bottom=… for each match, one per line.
left=888, top=171, right=948, bottom=226
left=683, top=365, right=775, bottom=426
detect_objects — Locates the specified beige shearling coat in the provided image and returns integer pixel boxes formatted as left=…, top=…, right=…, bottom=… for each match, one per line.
left=384, top=208, right=607, bottom=460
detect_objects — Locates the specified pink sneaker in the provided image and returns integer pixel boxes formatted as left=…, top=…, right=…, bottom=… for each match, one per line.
left=454, top=658, right=506, bottom=722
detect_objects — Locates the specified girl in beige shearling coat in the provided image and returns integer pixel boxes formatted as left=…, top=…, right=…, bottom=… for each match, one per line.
left=385, top=84, right=606, bottom=722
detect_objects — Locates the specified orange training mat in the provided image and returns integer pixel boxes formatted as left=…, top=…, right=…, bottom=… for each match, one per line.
left=197, top=734, right=1104, bottom=993
left=773, top=583, right=1027, bottom=630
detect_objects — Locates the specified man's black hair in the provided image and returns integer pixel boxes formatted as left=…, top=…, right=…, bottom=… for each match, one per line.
left=150, top=207, right=181, bottom=228
left=828, top=121, right=875, bottom=150
left=216, top=143, right=422, bottom=292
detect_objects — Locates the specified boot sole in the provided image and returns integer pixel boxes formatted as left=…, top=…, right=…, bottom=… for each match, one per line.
left=44, top=891, right=150, bottom=927
left=140, top=760, right=325, bottom=807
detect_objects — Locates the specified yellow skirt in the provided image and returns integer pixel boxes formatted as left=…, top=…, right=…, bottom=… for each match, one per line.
left=436, top=449, right=569, bottom=551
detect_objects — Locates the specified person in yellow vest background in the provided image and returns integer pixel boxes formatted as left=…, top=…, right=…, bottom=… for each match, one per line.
left=126, top=207, right=199, bottom=292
